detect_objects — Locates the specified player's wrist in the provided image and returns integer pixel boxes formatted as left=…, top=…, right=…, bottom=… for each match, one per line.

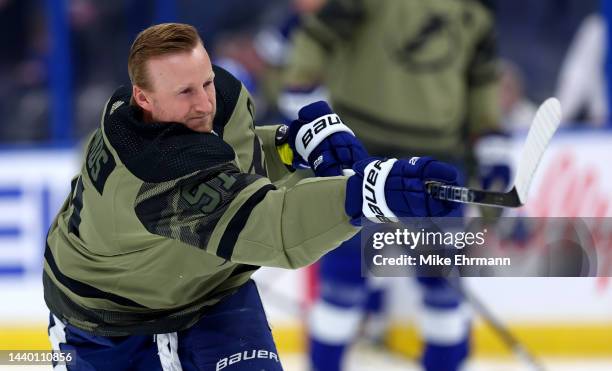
left=274, top=125, right=296, bottom=170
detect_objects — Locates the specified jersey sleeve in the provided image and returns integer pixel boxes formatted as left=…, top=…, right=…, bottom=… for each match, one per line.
left=284, top=0, right=368, bottom=88
left=254, top=124, right=294, bottom=182
left=134, top=163, right=357, bottom=269
left=284, top=28, right=329, bottom=88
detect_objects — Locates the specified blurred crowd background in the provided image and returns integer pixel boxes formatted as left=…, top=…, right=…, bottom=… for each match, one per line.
left=0, top=0, right=608, bottom=145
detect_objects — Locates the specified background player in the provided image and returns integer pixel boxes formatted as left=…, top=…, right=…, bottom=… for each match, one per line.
left=280, top=1, right=512, bottom=370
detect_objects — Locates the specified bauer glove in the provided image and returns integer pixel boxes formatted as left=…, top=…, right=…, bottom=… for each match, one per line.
left=345, top=157, right=460, bottom=224
left=287, top=101, right=369, bottom=177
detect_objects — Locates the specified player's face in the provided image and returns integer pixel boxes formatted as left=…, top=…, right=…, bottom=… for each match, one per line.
left=139, top=43, right=216, bottom=133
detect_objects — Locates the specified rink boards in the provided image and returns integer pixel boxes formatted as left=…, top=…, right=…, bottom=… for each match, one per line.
left=0, top=129, right=611, bottom=356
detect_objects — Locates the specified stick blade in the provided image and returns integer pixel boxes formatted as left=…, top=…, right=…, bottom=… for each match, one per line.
left=514, top=97, right=562, bottom=204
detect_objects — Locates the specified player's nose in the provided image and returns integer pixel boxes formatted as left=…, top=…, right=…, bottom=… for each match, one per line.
left=193, top=86, right=214, bottom=113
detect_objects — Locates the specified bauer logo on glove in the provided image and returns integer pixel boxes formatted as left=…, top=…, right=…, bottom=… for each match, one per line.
left=296, top=113, right=349, bottom=154
left=363, top=158, right=399, bottom=223
left=288, top=101, right=369, bottom=177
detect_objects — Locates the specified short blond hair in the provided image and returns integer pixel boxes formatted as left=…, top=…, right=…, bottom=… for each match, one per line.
left=128, top=23, right=203, bottom=90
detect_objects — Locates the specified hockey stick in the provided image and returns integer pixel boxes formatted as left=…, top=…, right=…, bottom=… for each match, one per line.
left=447, top=278, right=547, bottom=371
left=426, top=97, right=562, bottom=207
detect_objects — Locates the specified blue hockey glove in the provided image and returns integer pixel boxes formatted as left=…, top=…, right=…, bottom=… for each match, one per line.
left=288, top=101, right=369, bottom=177
left=345, top=157, right=460, bottom=224
left=474, top=134, right=513, bottom=191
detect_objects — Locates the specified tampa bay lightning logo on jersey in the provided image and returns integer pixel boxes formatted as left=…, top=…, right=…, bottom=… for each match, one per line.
left=389, top=13, right=460, bottom=72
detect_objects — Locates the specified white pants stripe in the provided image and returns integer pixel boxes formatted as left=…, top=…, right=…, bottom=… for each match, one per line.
left=309, top=300, right=363, bottom=344
left=48, top=315, right=68, bottom=371
left=419, top=304, right=471, bottom=345
left=155, top=332, right=183, bottom=371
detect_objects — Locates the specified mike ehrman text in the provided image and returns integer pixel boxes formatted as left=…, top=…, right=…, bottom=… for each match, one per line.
left=372, top=254, right=511, bottom=267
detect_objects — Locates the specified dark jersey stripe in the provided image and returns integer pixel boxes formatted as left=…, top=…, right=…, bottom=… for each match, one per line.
left=216, top=184, right=276, bottom=260
left=67, top=177, right=84, bottom=237
left=230, top=264, right=260, bottom=277
left=44, top=244, right=147, bottom=308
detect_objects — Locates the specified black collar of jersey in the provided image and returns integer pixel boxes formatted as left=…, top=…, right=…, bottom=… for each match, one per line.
left=102, top=65, right=244, bottom=183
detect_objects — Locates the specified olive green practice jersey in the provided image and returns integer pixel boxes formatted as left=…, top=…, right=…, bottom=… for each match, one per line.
left=284, top=0, right=501, bottom=160
left=44, top=66, right=358, bottom=336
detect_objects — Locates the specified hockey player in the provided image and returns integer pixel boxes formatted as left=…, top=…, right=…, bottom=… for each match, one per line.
left=43, top=23, right=460, bottom=370
left=280, top=1, right=510, bottom=370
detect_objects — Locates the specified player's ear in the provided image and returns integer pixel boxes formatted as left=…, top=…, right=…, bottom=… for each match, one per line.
left=132, top=85, right=152, bottom=111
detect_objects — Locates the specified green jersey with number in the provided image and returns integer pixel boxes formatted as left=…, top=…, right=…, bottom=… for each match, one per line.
left=43, top=65, right=358, bottom=336
left=284, top=0, right=500, bottom=160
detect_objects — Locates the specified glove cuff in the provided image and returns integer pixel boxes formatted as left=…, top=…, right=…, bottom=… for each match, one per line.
left=361, top=158, right=398, bottom=222
left=345, top=158, right=398, bottom=224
